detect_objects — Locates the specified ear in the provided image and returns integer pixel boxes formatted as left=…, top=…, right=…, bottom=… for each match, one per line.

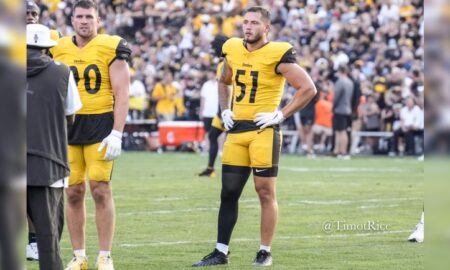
left=265, top=24, right=271, bottom=34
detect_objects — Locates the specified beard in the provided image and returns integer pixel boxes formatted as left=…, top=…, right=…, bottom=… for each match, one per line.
left=245, top=31, right=263, bottom=44
left=76, top=27, right=95, bottom=39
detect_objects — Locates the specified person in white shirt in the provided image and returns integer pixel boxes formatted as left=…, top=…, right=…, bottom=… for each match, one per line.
left=200, top=69, right=219, bottom=150
left=392, top=96, right=424, bottom=155
left=128, top=73, right=147, bottom=120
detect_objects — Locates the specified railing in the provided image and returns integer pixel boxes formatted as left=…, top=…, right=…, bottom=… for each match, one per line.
left=124, top=121, right=395, bottom=154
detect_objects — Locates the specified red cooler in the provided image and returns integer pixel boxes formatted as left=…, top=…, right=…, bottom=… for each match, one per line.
left=158, top=121, right=205, bottom=147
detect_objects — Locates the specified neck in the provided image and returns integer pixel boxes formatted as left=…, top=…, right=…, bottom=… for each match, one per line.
left=245, top=37, right=269, bottom=52
left=75, top=33, right=96, bottom=48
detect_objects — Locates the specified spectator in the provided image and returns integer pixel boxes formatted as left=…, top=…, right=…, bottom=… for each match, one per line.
left=332, top=65, right=354, bottom=159
left=361, top=93, right=381, bottom=151
left=313, top=90, right=333, bottom=153
left=128, top=72, right=147, bottom=120
left=299, top=91, right=318, bottom=157
left=392, top=96, right=423, bottom=155
left=200, top=69, right=219, bottom=149
left=152, top=72, right=177, bottom=122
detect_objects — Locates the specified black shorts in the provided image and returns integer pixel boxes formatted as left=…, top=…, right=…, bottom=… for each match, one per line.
left=203, top=117, right=213, bottom=133
left=300, top=115, right=314, bottom=126
left=333, top=114, right=351, bottom=131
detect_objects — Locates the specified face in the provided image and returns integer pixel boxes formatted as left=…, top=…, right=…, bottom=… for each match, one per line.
left=242, top=12, right=269, bottom=44
left=72, top=7, right=99, bottom=39
left=26, top=10, right=39, bottom=24
left=406, top=97, right=414, bottom=108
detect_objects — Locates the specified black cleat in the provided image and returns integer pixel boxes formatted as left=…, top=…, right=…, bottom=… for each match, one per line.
left=252, top=250, right=272, bottom=266
left=198, top=168, right=216, bottom=177
left=192, top=249, right=229, bottom=267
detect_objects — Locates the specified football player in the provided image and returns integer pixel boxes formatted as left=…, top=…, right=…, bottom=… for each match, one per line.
left=193, top=6, right=317, bottom=267
left=198, top=35, right=228, bottom=178
left=50, top=1, right=131, bottom=269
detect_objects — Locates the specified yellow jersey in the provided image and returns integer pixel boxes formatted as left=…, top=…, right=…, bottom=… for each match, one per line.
left=216, top=61, right=224, bottom=80
left=50, top=29, right=61, bottom=41
left=152, top=82, right=177, bottom=114
left=222, top=37, right=296, bottom=121
left=50, top=34, right=131, bottom=114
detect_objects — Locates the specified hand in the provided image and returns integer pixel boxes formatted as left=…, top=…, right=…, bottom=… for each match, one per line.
left=98, top=130, right=123, bottom=160
left=254, top=111, right=285, bottom=129
left=221, top=109, right=234, bottom=131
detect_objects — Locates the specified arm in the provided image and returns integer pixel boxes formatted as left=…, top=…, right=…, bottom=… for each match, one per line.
left=152, top=84, right=165, bottom=101
left=65, top=71, right=82, bottom=132
left=218, top=59, right=235, bottom=130
left=218, top=59, right=233, bottom=111
left=109, top=59, right=130, bottom=132
left=333, top=81, right=343, bottom=110
left=199, top=84, right=206, bottom=120
left=277, top=63, right=317, bottom=118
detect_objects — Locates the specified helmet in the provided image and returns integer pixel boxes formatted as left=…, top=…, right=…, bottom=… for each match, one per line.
left=210, top=35, right=229, bottom=58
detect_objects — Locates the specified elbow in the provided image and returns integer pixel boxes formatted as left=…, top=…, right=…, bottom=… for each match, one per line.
left=310, top=86, right=318, bottom=97
left=306, top=85, right=317, bottom=100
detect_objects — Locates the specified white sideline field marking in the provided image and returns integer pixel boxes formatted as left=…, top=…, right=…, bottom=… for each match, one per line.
left=280, top=166, right=413, bottom=173
left=121, top=207, right=217, bottom=216
left=116, top=198, right=421, bottom=216
left=154, top=197, right=189, bottom=202
left=119, top=230, right=411, bottom=248
left=286, top=197, right=421, bottom=206
left=359, top=204, right=399, bottom=209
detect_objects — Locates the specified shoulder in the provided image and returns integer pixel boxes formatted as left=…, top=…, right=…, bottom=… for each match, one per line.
left=52, top=36, right=73, bottom=51
left=222, top=37, right=243, bottom=55
left=50, top=29, right=62, bottom=41
left=96, top=34, right=129, bottom=50
left=96, top=34, right=131, bottom=62
left=153, top=83, right=163, bottom=90
left=270, top=41, right=293, bottom=52
left=270, top=42, right=296, bottom=65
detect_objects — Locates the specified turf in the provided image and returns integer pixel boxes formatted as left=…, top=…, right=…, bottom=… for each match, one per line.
left=26, top=152, right=423, bottom=269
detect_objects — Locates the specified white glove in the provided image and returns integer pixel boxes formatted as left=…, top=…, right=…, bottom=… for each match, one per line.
left=221, top=109, right=235, bottom=131
left=254, top=111, right=285, bottom=129
left=98, top=130, right=123, bottom=160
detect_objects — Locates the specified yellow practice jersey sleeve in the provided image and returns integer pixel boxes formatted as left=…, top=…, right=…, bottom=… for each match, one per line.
left=222, top=37, right=297, bottom=121
left=50, top=29, right=61, bottom=41
left=215, top=60, right=225, bottom=117
left=216, top=60, right=224, bottom=80
left=50, top=34, right=131, bottom=114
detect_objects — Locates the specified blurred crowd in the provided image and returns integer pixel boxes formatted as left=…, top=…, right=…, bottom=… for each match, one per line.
left=37, top=0, right=424, bottom=155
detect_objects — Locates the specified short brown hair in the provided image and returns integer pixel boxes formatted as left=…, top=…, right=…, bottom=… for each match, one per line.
left=244, top=6, right=271, bottom=23
left=338, top=65, right=349, bottom=75
left=73, top=0, right=98, bottom=13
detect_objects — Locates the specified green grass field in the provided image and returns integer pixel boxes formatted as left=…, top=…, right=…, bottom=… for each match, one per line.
left=26, top=153, right=423, bottom=269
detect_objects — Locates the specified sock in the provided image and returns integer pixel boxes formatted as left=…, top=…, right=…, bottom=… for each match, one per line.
left=74, top=249, right=86, bottom=257
left=420, top=211, right=424, bottom=224
left=28, top=233, right=37, bottom=244
left=208, top=127, right=222, bottom=168
left=217, top=165, right=251, bottom=245
left=260, top=245, right=271, bottom=252
left=216, top=243, right=229, bottom=255
left=99, top=250, right=111, bottom=258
